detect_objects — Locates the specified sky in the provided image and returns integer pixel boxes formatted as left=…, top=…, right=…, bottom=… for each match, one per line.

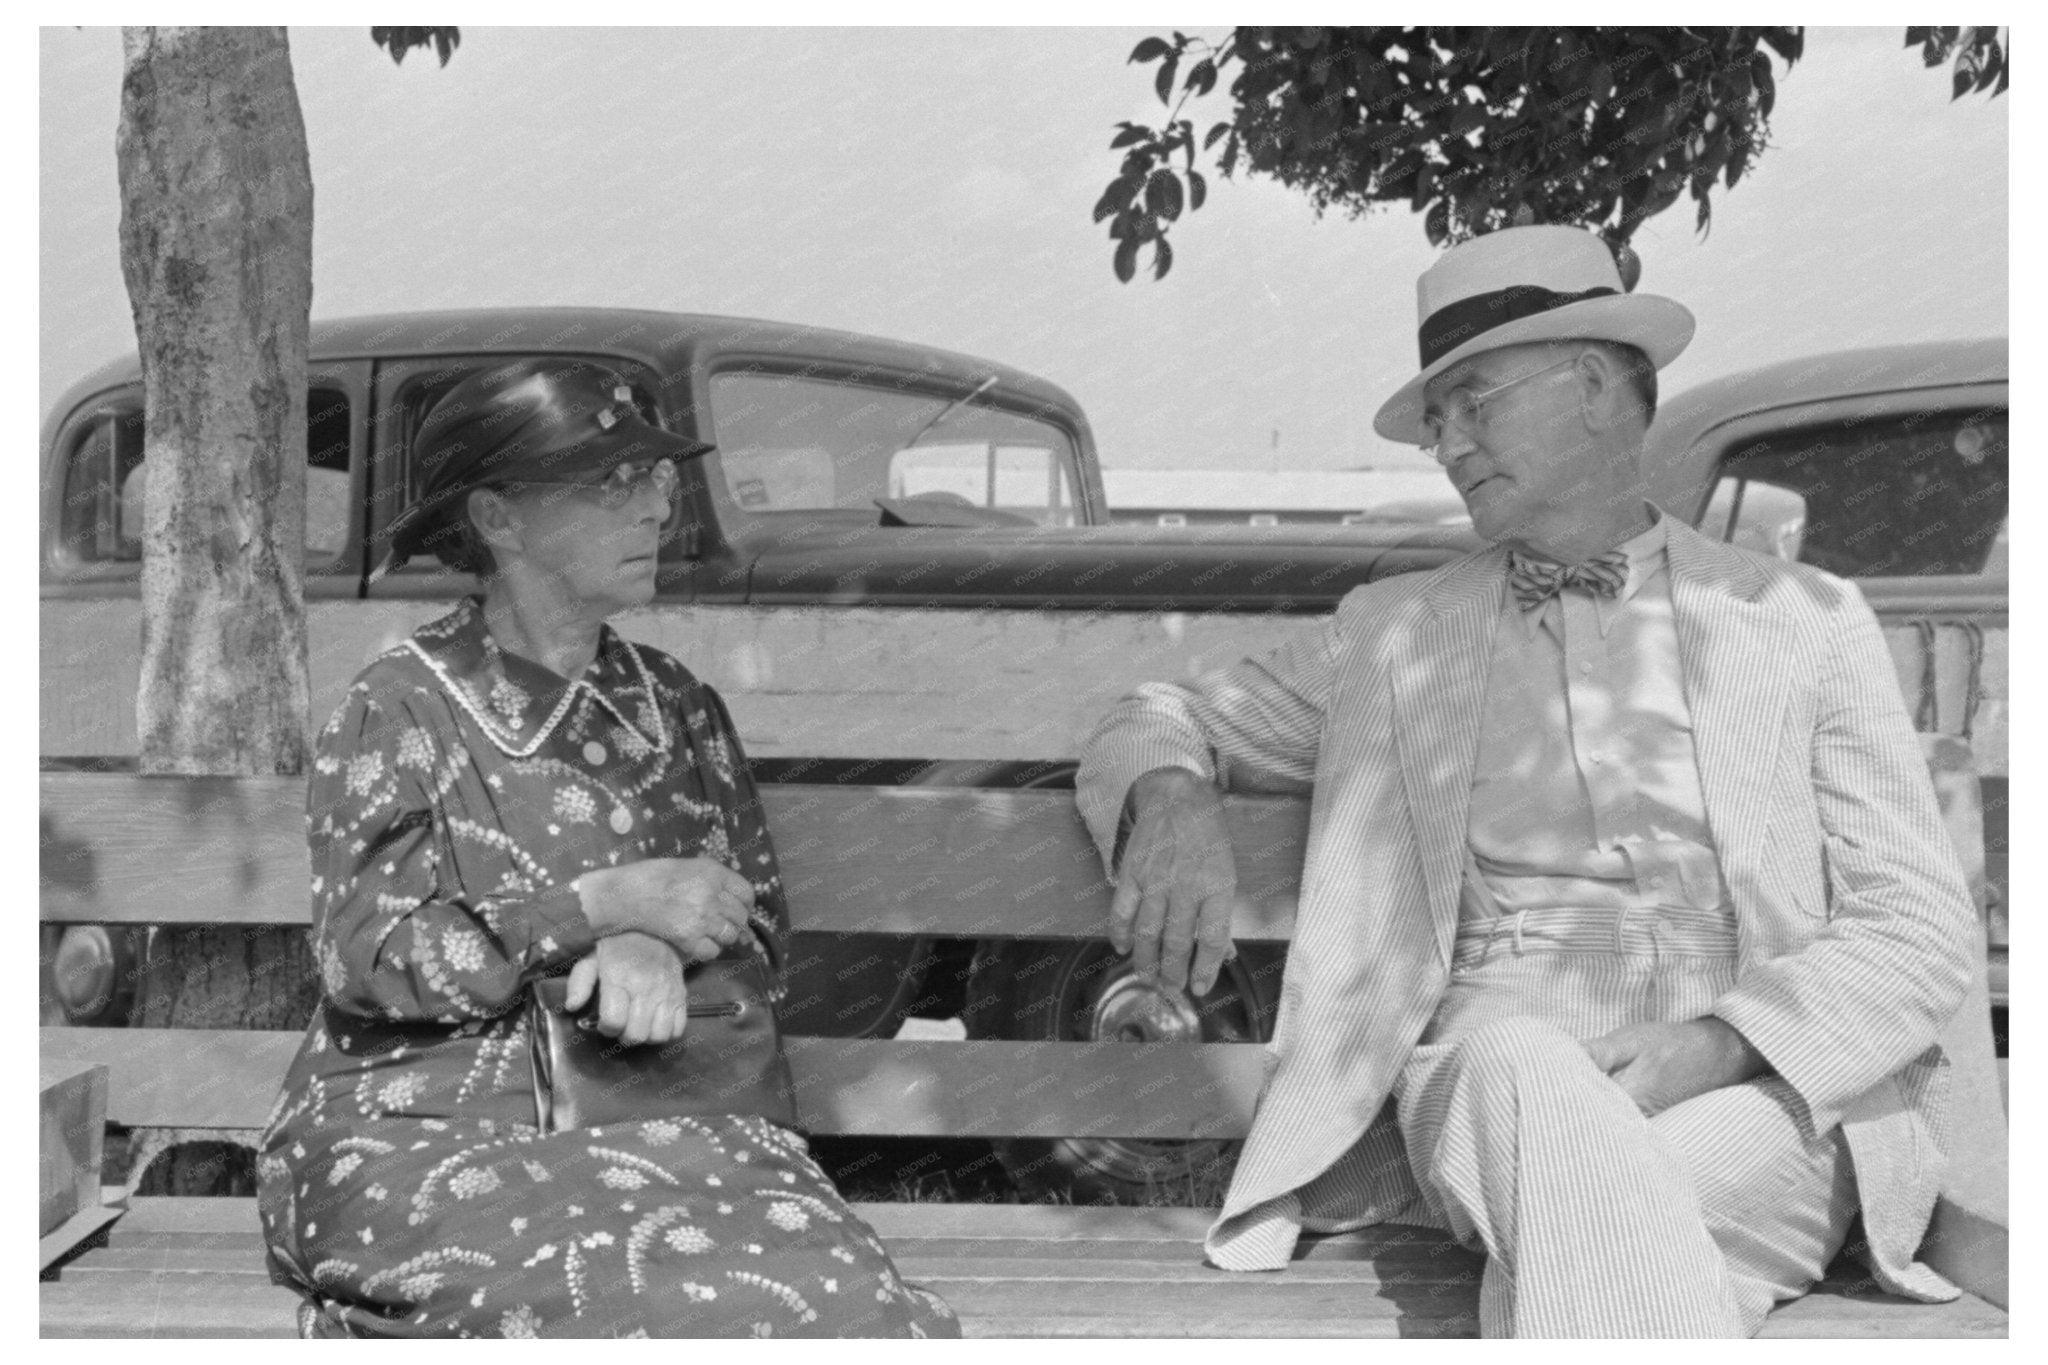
left=39, top=26, right=2007, bottom=475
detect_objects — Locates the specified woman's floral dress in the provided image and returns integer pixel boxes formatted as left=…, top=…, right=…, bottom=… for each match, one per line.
left=256, top=597, right=958, bottom=1339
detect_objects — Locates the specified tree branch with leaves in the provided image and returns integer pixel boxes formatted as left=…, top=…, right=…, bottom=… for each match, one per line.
left=1096, top=26, right=2006, bottom=282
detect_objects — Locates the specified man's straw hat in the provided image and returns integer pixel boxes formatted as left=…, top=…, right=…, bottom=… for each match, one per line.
left=1373, top=224, right=1695, bottom=444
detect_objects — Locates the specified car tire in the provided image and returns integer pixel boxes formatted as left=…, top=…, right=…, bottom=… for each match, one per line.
left=967, top=938, right=1279, bottom=1205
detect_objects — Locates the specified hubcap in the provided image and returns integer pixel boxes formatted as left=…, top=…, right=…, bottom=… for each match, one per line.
left=1043, top=957, right=1249, bottom=1191
left=1091, top=973, right=1203, bottom=1044
left=53, top=925, right=122, bottom=1018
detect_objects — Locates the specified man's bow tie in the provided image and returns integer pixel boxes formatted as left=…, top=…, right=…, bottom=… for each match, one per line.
left=1508, top=549, right=1629, bottom=612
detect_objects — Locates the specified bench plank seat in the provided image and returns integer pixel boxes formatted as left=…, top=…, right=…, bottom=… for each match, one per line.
left=41, top=1028, right=1266, bottom=1139
left=40, top=1198, right=2007, bottom=1339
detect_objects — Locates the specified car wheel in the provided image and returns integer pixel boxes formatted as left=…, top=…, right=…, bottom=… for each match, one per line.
left=50, top=924, right=145, bottom=1026
left=969, top=938, right=1277, bottom=1204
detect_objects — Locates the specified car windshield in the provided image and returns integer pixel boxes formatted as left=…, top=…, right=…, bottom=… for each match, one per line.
left=709, top=369, right=1082, bottom=527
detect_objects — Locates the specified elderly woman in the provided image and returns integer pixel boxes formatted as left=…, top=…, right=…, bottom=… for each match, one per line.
left=256, top=360, right=958, bottom=1339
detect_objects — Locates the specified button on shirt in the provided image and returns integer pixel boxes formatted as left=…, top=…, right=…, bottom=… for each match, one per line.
left=1464, top=513, right=1728, bottom=918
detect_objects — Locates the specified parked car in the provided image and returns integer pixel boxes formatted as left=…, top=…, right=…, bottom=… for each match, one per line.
left=42, top=314, right=2006, bottom=1200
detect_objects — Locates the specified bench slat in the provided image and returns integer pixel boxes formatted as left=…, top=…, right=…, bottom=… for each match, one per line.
left=94, top=1194, right=1446, bottom=1245
left=42, top=1027, right=1264, bottom=1139
left=40, top=774, right=1307, bottom=940
left=45, top=1198, right=2006, bottom=1339
left=40, top=1276, right=297, bottom=1340
left=38, top=1269, right=2008, bottom=1339
left=96, top=1230, right=1480, bottom=1267
left=60, top=1245, right=1488, bottom=1287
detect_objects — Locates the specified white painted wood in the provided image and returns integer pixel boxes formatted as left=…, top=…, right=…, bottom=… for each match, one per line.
left=39, top=599, right=2008, bottom=772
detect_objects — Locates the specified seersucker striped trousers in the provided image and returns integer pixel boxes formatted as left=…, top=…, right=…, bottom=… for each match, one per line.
left=1391, top=904, right=1859, bottom=1338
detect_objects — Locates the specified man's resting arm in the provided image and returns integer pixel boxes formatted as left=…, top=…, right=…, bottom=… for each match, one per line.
left=1074, top=613, right=1344, bottom=879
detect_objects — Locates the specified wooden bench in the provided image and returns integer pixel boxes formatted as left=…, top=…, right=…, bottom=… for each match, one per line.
left=39, top=773, right=2008, bottom=1338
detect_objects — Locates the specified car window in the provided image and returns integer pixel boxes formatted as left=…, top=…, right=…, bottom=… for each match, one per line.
left=1706, top=408, right=2006, bottom=577
left=391, top=364, right=667, bottom=503
left=59, top=386, right=354, bottom=566
left=709, top=369, right=1082, bottom=528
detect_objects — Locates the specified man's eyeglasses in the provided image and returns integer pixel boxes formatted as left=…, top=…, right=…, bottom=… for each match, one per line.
left=506, top=457, right=680, bottom=510
left=1420, top=357, right=1580, bottom=461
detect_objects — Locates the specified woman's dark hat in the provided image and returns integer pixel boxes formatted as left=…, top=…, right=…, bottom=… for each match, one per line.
left=385, top=358, right=715, bottom=564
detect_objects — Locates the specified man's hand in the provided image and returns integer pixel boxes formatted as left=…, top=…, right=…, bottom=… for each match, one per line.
left=1110, top=767, right=1240, bottom=996
left=1582, top=1016, right=1771, bottom=1117
left=563, top=931, right=689, bottom=1046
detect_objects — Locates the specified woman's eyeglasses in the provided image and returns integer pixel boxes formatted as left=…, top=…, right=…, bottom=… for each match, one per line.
left=506, top=457, right=680, bottom=510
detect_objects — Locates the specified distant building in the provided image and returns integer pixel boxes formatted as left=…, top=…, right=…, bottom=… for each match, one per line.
left=1100, top=468, right=1465, bottom=528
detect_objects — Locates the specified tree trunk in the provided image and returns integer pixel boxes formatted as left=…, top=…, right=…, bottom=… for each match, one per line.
left=116, top=25, right=318, bottom=1193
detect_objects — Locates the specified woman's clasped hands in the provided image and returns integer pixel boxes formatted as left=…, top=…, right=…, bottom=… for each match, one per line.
left=567, top=857, right=757, bottom=1045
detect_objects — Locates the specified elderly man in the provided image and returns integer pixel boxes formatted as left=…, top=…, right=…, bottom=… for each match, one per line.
left=1075, top=225, right=1977, bottom=1336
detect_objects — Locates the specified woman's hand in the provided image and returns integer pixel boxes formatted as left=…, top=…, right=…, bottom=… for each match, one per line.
left=562, top=931, right=689, bottom=1046
left=576, top=857, right=755, bottom=961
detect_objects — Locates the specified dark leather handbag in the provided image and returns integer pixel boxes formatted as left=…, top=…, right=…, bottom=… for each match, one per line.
left=527, top=953, right=798, bottom=1133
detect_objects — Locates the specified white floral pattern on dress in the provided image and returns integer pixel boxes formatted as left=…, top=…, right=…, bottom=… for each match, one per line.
left=488, top=674, right=531, bottom=725
left=395, top=727, right=436, bottom=771
left=260, top=599, right=953, bottom=1340
left=764, top=1201, right=809, bottom=1232
left=448, top=1166, right=503, bottom=1200
left=553, top=785, right=597, bottom=825
left=345, top=750, right=387, bottom=798
left=376, top=1073, right=426, bottom=1112
left=498, top=1305, right=541, bottom=1338
left=666, top=1225, right=714, bottom=1254
left=442, top=927, right=486, bottom=974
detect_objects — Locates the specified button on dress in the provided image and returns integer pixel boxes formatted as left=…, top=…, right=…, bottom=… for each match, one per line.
left=255, top=598, right=957, bottom=1338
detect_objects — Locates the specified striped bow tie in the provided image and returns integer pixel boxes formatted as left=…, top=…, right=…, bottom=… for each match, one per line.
left=1508, top=549, right=1629, bottom=612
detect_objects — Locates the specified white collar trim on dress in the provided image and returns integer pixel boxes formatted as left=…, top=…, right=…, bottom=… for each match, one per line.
left=401, top=617, right=669, bottom=760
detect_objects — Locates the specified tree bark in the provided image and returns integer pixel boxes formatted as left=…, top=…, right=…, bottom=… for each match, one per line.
left=116, top=25, right=319, bottom=1192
